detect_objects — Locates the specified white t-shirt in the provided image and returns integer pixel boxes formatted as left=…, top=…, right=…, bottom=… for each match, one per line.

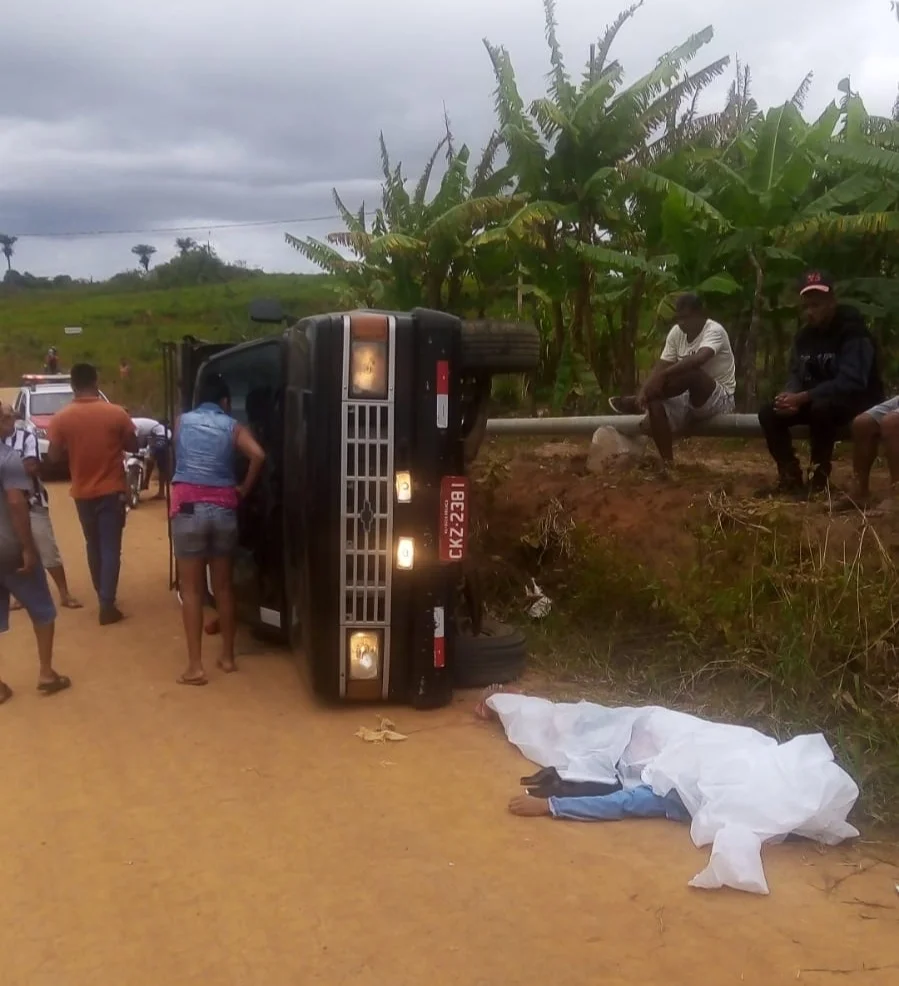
left=660, top=319, right=736, bottom=396
left=131, top=417, right=171, bottom=441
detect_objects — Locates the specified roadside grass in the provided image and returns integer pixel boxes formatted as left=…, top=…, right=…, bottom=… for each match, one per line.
left=0, top=274, right=338, bottom=410
left=475, top=489, right=899, bottom=825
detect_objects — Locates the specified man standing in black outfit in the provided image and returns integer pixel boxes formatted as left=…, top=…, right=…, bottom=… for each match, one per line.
left=757, top=271, right=883, bottom=496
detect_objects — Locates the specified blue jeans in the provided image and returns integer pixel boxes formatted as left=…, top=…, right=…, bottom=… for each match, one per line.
left=548, top=785, right=691, bottom=823
left=75, top=494, right=126, bottom=607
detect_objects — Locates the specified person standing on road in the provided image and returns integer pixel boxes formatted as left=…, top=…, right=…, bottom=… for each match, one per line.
left=756, top=271, right=883, bottom=497
left=608, top=294, right=737, bottom=468
left=1, top=408, right=82, bottom=610
left=0, top=421, right=71, bottom=704
left=47, top=363, right=137, bottom=625
left=171, top=373, right=265, bottom=685
left=131, top=415, right=172, bottom=501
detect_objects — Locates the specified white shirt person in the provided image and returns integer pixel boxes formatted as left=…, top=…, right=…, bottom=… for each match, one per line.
left=608, top=294, right=736, bottom=466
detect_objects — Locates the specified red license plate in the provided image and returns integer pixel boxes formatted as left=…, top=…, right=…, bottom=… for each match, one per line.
left=438, top=476, right=469, bottom=562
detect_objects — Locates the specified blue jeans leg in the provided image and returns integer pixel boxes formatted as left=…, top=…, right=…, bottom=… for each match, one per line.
left=75, top=495, right=125, bottom=607
left=548, top=785, right=691, bottom=823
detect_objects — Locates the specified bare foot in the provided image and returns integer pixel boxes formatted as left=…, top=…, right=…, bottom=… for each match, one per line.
left=216, top=659, right=237, bottom=674
left=9, top=600, right=23, bottom=612
left=60, top=595, right=83, bottom=609
left=508, top=794, right=551, bottom=817
left=474, top=683, right=523, bottom=720
left=177, top=669, right=208, bottom=686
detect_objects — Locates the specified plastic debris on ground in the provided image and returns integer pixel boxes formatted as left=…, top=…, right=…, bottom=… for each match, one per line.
left=355, top=716, right=408, bottom=743
left=526, top=579, right=552, bottom=619
left=487, top=692, right=859, bottom=896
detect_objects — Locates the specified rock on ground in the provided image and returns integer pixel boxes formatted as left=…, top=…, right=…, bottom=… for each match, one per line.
left=586, top=425, right=645, bottom=473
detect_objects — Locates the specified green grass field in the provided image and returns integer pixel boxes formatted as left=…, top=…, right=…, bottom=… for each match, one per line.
left=0, top=274, right=339, bottom=413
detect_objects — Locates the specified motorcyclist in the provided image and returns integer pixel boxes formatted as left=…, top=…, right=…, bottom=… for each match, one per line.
left=130, top=415, right=171, bottom=500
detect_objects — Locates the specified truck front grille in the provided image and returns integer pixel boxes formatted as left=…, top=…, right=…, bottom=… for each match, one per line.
left=340, top=402, right=394, bottom=625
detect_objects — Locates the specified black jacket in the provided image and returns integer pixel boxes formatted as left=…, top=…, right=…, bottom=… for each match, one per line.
left=785, top=304, right=883, bottom=405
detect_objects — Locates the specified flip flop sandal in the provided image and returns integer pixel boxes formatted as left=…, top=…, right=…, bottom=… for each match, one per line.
left=0, top=683, right=12, bottom=705
left=177, top=675, right=208, bottom=687
left=37, top=674, right=71, bottom=696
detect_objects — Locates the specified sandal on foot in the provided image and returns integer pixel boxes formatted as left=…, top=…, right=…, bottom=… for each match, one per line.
left=216, top=661, right=237, bottom=674
left=177, top=674, right=208, bottom=687
left=37, top=674, right=71, bottom=696
left=61, top=597, right=84, bottom=609
left=0, top=682, right=12, bottom=705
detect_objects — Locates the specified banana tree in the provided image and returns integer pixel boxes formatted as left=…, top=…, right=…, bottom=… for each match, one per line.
left=645, top=89, right=897, bottom=404
left=287, top=128, right=520, bottom=312
left=478, top=0, right=731, bottom=392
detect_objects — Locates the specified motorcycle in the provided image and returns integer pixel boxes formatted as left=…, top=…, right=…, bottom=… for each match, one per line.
left=125, top=447, right=151, bottom=509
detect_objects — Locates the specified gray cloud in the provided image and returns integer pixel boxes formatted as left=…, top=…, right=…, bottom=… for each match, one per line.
left=1, top=0, right=896, bottom=279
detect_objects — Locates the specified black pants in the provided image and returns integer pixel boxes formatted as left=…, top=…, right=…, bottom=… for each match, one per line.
left=758, top=397, right=870, bottom=470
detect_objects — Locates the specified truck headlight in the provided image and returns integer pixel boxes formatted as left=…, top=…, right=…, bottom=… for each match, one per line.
left=396, top=537, right=414, bottom=570
left=348, top=313, right=390, bottom=400
left=395, top=471, right=412, bottom=502
left=348, top=630, right=381, bottom=680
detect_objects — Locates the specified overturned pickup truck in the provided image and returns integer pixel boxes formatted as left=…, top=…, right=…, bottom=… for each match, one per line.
left=163, top=304, right=539, bottom=708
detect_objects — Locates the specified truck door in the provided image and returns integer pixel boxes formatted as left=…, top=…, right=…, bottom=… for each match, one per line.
left=189, top=337, right=287, bottom=634
left=162, top=340, right=235, bottom=591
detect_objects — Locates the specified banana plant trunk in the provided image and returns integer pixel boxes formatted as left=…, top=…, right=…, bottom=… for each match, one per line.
left=741, top=253, right=764, bottom=410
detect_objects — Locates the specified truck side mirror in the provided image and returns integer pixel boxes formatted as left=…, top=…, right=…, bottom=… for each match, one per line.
left=248, top=298, right=285, bottom=324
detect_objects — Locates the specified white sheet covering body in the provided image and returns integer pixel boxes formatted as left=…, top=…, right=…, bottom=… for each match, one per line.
left=487, top=694, right=859, bottom=894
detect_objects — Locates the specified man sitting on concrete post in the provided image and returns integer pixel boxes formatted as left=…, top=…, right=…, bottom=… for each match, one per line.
left=756, top=271, right=883, bottom=498
left=608, top=293, right=736, bottom=468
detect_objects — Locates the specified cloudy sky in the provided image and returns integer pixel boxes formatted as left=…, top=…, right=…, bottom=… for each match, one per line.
left=2, top=0, right=897, bottom=280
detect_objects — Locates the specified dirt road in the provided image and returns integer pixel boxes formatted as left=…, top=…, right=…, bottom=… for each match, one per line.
left=0, top=491, right=897, bottom=985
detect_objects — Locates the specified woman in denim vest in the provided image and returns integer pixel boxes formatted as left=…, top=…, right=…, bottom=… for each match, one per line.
left=171, top=373, right=265, bottom=685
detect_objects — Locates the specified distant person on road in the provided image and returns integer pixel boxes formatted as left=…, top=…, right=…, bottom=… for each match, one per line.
left=608, top=294, right=736, bottom=468
left=756, top=271, right=883, bottom=497
left=171, top=373, right=265, bottom=685
left=44, top=347, right=59, bottom=374
left=1, top=409, right=82, bottom=610
left=0, top=418, right=71, bottom=704
left=131, top=415, right=172, bottom=501
left=119, top=358, right=131, bottom=381
left=47, top=363, right=137, bottom=625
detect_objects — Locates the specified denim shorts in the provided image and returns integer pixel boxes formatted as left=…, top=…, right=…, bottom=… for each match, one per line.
left=0, top=564, right=57, bottom=633
left=171, top=502, right=238, bottom=559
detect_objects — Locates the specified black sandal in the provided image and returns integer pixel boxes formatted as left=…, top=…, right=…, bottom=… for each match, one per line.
left=37, top=674, right=72, bottom=696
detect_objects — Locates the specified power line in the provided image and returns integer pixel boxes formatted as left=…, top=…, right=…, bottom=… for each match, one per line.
left=12, top=214, right=346, bottom=239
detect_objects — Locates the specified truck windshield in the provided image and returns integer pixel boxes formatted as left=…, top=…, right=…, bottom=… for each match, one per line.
left=30, top=391, right=73, bottom=415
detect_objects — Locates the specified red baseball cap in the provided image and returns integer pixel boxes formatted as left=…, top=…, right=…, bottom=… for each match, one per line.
left=799, top=270, right=834, bottom=296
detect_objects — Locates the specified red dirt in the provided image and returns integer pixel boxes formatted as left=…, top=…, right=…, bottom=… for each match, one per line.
left=473, top=436, right=882, bottom=580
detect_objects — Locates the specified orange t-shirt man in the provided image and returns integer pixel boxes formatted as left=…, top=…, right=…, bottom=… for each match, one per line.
left=48, top=379, right=136, bottom=500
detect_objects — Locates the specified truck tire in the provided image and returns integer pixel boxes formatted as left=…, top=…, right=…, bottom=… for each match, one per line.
left=459, top=320, right=540, bottom=373
left=453, top=617, right=527, bottom=689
